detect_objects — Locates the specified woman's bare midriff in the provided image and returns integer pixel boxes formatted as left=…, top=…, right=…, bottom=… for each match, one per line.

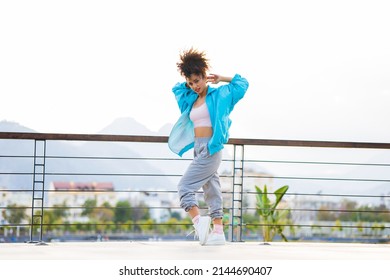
left=194, top=127, right=213, bottom=138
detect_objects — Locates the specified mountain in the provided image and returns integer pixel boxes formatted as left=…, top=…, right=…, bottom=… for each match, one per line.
left=156, top=123, right=173, bottom=136
left=98, top=117, right=158, bottom=136
left=0, top=119, right=176, bottom=191
left=0, top=121, right=38, bottom=188
left=0, top=120, right=36, bottom=133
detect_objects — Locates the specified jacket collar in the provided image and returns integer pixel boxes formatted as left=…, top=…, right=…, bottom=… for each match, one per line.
left=207, top=85, right=217, bottom=95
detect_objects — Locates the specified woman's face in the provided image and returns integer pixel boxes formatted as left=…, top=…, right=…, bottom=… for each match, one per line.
left=186, top=73, right=208, bottom=96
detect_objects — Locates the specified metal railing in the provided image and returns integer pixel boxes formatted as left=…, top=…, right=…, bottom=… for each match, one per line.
left=1, top=132, right=390, bottom=244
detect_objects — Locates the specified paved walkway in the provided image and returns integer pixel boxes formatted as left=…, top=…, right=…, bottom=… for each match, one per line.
left=1, top=241, right=390, bottom=260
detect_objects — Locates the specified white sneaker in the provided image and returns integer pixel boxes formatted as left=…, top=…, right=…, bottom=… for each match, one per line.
left=194, top=216, right=211, bottom=245
left=205, top=232, right=226, bottom=245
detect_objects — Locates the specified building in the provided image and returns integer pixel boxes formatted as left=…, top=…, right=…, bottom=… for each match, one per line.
left=220, top=164, right=274, bottom=217
left=48, top=181, right=116, bottom=222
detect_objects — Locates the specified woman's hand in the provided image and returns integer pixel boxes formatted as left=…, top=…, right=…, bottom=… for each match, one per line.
left=207, top=74, right=220, bottom=84
left=207, top=74, right=232, bottom=84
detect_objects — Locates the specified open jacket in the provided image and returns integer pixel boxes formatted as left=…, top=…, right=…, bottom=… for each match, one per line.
left=168, top=74, right=249, bottom=157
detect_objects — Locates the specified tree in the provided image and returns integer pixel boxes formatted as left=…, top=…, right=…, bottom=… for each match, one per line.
left=338, top=199, right=358, bottom=221
left=114, top=200, right=132, bottom=223
left=81, top=199, right=97, bottom=217
left=132, top=201, right=150, bottom=221
left=3, top=203, right=28, bottom=225
left=94, top=202, right=114, bottom=222
left=51, top=202, right=69, bottom=221
left=317, top=205, right=337, bottom=221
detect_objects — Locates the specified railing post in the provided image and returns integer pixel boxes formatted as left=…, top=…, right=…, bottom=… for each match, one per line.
left=27, top=139, right=48, bottom=245
left=228, top=144, right=245, bottom=242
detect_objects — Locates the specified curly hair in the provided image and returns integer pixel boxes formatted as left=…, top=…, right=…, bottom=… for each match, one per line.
left=176, top=47, right=210, bottom=79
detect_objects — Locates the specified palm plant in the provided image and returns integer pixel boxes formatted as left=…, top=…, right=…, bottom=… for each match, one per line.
left=255, top=184, right=290, bottom=243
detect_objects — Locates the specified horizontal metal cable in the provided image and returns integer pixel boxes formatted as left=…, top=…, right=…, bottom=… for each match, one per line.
left=2, top=188, right=389, bottom=199
left=245, top=175, right=390, bottom=182
left=244, top=159, right=390, bottom=167
left=2, top=171, right=389, bottom=183
left=2, top=222, right=389, bottom=230
left=2, top=206, right=389, bottom=215
left=244, top=223, right=390, bottom=229
left=3, top=154, right=389, bottom=168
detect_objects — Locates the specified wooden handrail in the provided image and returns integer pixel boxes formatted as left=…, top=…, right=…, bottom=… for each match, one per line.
left=0, top=131, right=390, bottom=149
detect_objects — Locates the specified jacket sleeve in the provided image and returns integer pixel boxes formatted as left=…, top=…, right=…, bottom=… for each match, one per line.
left=227, top=74, right=249, bottom=106
left=172, top=82, right=193, bottom=113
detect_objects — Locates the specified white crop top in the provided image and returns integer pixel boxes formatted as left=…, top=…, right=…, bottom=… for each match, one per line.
left=190, top=102, right=212, bottom=128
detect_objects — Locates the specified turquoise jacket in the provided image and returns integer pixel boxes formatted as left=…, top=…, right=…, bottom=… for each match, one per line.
left=168, top=74, right=249, bottom=157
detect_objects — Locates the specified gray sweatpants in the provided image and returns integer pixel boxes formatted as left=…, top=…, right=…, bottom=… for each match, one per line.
left=178, top=137, right=223, bottom=220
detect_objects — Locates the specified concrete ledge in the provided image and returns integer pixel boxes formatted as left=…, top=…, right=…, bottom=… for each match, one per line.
left=1, top=241, right=390, bottom=260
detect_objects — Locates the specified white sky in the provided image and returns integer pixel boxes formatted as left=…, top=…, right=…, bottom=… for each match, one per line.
left=1, top=0, right=390, bottom=143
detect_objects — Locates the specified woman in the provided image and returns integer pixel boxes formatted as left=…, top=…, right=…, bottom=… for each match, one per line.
left=168, top=47, right=249, bottom=245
